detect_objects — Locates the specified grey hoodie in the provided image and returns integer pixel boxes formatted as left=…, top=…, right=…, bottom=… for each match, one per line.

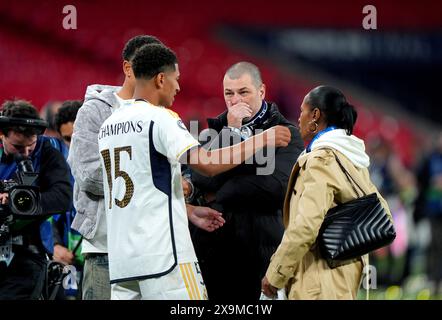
left=69, top=84, right=121, bottom=244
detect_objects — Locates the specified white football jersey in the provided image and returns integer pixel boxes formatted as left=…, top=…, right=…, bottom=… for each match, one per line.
left=98, top=99, right=200, bottom=283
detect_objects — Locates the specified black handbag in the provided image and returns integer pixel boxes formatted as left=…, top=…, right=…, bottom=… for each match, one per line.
left=317, top=153, right=396, bottom=268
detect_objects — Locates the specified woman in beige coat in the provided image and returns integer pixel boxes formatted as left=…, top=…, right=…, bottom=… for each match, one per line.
left=261, top=85, right=392, bottom=300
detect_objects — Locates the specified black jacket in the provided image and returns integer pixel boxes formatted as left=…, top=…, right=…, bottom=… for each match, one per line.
left=37, top=139, right=73, bottom=216
left=188, top=101, right=304, bottom=300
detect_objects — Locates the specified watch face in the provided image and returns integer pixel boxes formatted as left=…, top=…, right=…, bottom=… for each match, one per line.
left=240, top=126, right=253, bottom=139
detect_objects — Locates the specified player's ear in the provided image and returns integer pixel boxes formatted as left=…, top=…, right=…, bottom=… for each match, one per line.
left=122, top=60, right=132, bottom=78
left=155, top=73, right=165, bottom=88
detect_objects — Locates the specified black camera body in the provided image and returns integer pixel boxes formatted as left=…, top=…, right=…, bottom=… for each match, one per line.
left=0, top=157, right=41, bottom=246
left=0, top=157, right=41, bottom=216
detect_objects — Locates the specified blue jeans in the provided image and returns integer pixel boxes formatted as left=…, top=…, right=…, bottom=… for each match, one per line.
left=82, top=253, right=111, bottom=300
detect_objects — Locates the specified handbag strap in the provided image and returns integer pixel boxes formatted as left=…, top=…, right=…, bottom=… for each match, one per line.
left=332, top=151, right=367, bottom=197
left=332, top=150, right=371, bottom=299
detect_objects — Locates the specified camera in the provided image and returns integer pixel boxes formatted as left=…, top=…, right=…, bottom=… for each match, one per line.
left=0, top=156, right=41, bottom=246
left=0, top=155, right=41, bottom=216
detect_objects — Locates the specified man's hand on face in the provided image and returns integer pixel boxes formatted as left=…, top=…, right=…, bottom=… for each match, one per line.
left=226, top=101, right=253, bottom=128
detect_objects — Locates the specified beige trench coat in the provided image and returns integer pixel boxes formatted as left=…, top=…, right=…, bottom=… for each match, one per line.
left=266, top=148, right=392, bottom=299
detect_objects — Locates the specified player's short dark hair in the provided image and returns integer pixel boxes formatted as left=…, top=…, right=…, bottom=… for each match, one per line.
left=122, top=35, right=163, bottom=62
left=0, top=99, right=42, bottom=136
left=132, top=44, right=178, bottom=80
left=55, top=100, right=83, bottom=133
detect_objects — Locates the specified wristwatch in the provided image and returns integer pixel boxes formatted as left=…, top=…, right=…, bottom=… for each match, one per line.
left=228, top=126, right=242, bottom=137
left=228, top=126, right=252, bottom=140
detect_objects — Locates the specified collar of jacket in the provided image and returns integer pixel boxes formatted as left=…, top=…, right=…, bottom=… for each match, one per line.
left=206, top=101, right=283, bottom=132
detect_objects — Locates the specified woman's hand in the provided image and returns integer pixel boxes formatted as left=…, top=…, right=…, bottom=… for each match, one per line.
left=261, top=276, right=278, bottom=298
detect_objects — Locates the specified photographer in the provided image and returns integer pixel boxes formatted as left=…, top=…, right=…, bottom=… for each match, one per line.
left=0, top=100, right=72, bottom=300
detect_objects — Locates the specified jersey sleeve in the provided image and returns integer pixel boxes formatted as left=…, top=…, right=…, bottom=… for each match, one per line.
left=153, top=108, right=200, bottom=163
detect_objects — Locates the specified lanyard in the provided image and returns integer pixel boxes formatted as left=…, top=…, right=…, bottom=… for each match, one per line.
left=306, top=126, right=337, bottom=153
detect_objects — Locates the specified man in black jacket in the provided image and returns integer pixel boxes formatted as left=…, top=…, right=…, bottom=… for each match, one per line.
left=185, top=62, right=304, bottom=300
left=0, top=100, right=72, bottom=299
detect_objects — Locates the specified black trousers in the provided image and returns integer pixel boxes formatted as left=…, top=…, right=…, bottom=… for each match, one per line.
left=0, top=247, right=47, bottom=300
left=192, top=222, right=262, bottom=300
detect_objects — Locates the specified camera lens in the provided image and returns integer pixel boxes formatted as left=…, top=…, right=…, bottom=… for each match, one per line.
left=11, top=189, right=37, bottom=215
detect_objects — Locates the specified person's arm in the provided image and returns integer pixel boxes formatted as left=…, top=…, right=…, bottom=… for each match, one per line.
left=68, top=102, right=109, bottom=197
left=216, top=127, right=303, bottom=209
left=51, top=215, right=75, bottom=265
left=153, top=108, right=290, bottom=179
left=184, top=125, right=291, bottom=177
left=51, top=216, right=64, bottom=246
left=264, top=152, right=339, bottom=290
